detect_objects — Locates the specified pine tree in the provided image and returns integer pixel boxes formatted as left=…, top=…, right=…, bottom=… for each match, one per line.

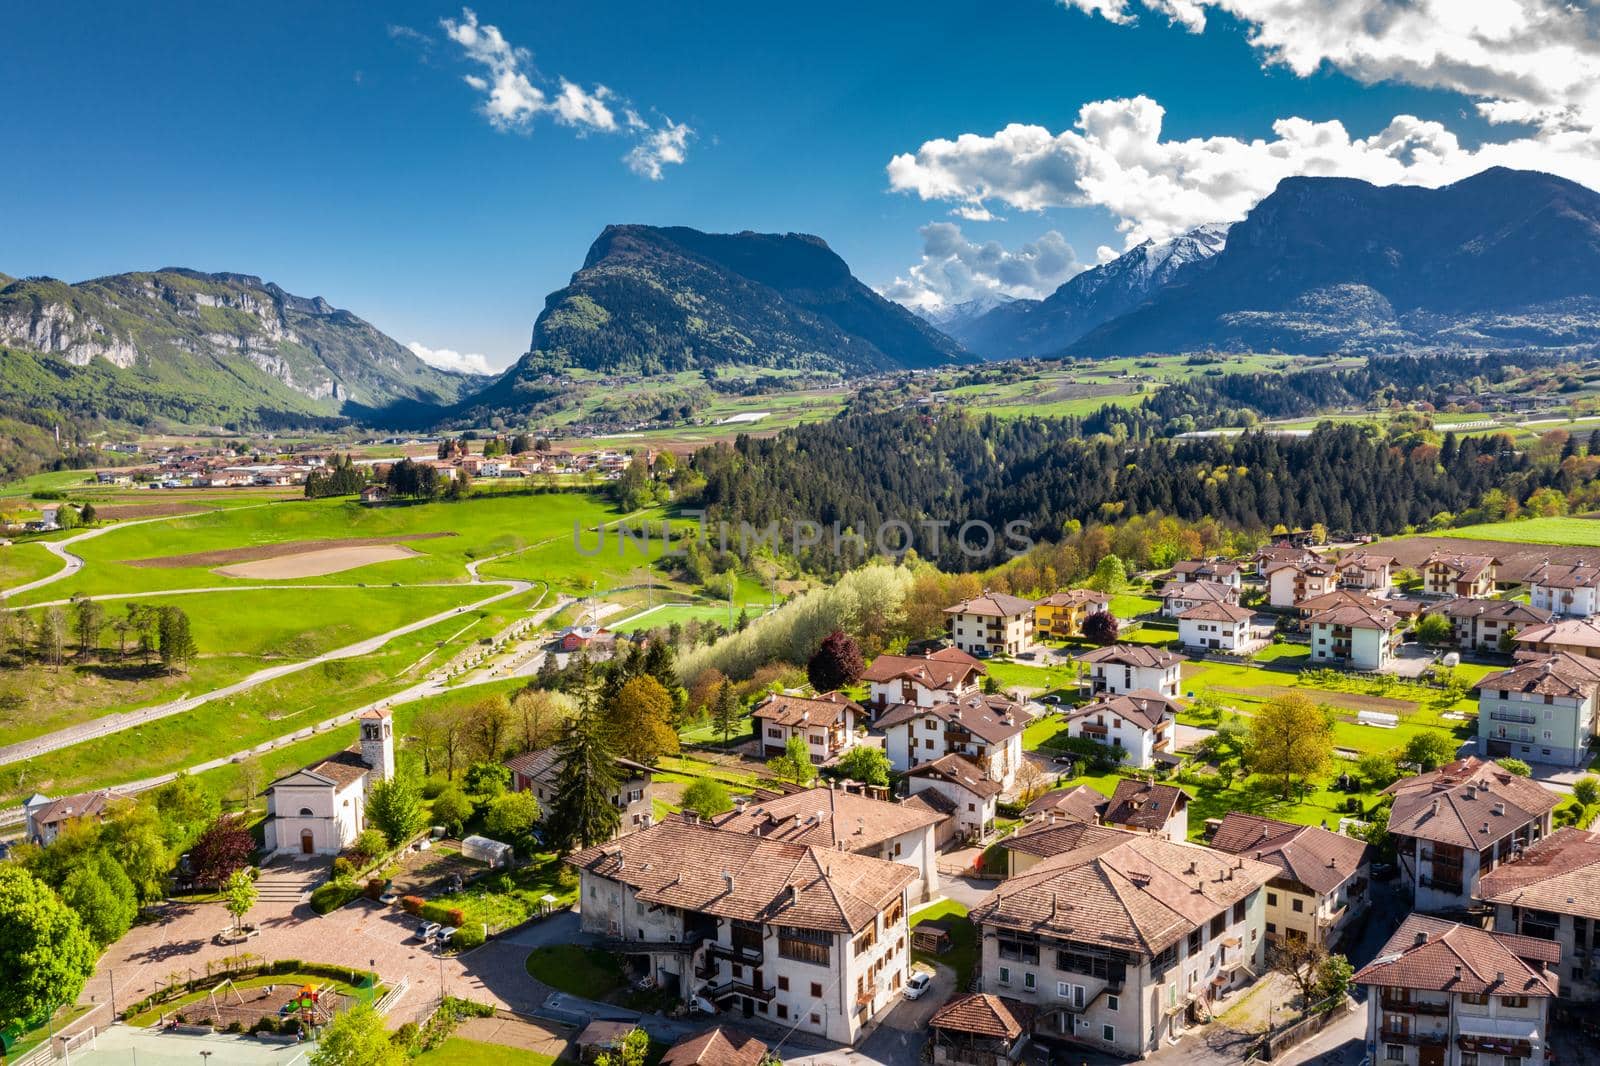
left=157, top=606, right=197, bottom=672
left=548, top=710, right=622, bottom=852
left=712, top=680, right=740, bottom=743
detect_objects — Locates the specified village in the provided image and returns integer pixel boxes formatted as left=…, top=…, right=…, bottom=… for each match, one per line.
left=11, top=525, right=1600, bottom=1066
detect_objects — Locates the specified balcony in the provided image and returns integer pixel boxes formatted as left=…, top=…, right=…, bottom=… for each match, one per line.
left=707, top=940, right=763, bottom=965
left=1380, top=994, right=1450, bottom=1016
left=1489, top=709, right=1539, bottom=724
left=1378, top=1028, right=1449, bottom=1046
left=704, top=979, right=776, bottom=1003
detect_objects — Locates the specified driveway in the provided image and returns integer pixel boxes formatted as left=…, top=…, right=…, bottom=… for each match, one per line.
left=786, top=959, right=955, bottom=1066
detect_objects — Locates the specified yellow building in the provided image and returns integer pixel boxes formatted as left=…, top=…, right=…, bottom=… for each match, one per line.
left=1032, top=588, right=1110, bottom=639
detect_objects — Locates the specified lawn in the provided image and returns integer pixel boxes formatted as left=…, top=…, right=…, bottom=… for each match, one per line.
left=1109, top=592, right=1162, bottom=617
left=415, top=1038, right=557, bottom=1066
left=911, top=899, right=978, bottom=989
left=525, top=944, right=627, bottom=1000
left=1439, top=517, right=1600, bottom=547
left=432, top=853, right=578, bottom=932
left=0, top=540, right=63, bottom=590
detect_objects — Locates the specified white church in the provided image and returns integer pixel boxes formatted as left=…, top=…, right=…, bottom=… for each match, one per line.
left=263, top=708, right=395, bottom=857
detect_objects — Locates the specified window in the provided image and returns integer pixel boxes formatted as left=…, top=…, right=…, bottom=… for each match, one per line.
left=1266, top=892, right=1278, bottom=906
left=1188, top=929, right=1203, bottom=955
left=999, top=966, right=1011, bottom=986
left=1055, top=982, right=1085, bottom=1008
left=1232, top=901, right=1246, bottom=923
left=298, top=807, right=314, bottom=816
left=1461, top=1054, right=1477, bottom=1066
left=809, top=1014, right=820, bottom=1026
left=1106, top=994, right=1119, bottom=1012
left=778, top=976, right=789, bottom=991
left=1209, top=913, right=1225, bottom=937
left=1505, top=1057, right=1522, bottom=1066
left=1500, top=995, right=1529, bottom=1008
left=1292, top=899, right=1304, bottom=913
left=810, top=982, right=822, bottom=998
left=1101, top=1024, right=1115, bottom=1043
left=1267, top=922, right=1276, bottom=934
left=1024, top=972, right=1036, bottom=989
left=778, top=926, right=831, bottom=967
left=997, top=935, right=1040, bottom=964
left=1384, top=1044, right=1406, bottom=1062
left=768, top=727, right=782, bottom=739
left=776, top=1004, right=788, bottom=1020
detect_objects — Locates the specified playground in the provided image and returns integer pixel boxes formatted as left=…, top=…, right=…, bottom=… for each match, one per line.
left=129, top=974, right=370, bottom=1031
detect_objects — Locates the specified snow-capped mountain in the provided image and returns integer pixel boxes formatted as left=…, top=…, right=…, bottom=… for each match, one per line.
left=944, top=223, right=1230, bottom=359
left=914, top=292, right=1016, bottom=331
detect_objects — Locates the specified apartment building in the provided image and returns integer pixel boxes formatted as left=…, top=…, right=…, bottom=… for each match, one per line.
left=709, top=785, right=943, bottom=902
left=1479, top=827, right=1600, bottom=1003
left=1528, top=561, right=1600, bottom=618
left=1208, top=812, right=1370, bottom=950
left=568, top=816, right=915, bottom=1045
left=505, top=746, right=655, bottom=840
left=1032, top=589, right=1111, bottom=640
left=1430, top=598, right=1553, bottom=654
left=877, top=692, right=1029, bottom=791
left=1075, top=644, right=1185, bottom=698
left=1102, top=779, right=1190, bottom=843
left=1424, top=552, right=1499, bottom=598
left=1168, top=559, right=1243, bottom=590
left=751, top=691, right=863, bottom=763
left=945, top=593, right=1036, bottom=657
left=1354, top=915, right=1558, bottom=1066
left=1065, top=691, right=1182, bottom=770
left=860, top=647, right=984, bottom=717
left=1177, top=601, right=1256, bottom=652
left=1160, top=580, right=1238, bottom=618
left=1308, top=600, right=1403, bottom=671
left=1336, top=553, right=1395, bottom=594
left=904, top=754, right=1002, bottom=846
left=1513, top=616, right=1600, bottom=660
left=1384, top=758, right=1561, bottom=913
left=969, top=826, right=1274, bottom=1057
left=1476, top=651, right=1600, bottom=768
left=1264, top=560, right=1339, bottom=609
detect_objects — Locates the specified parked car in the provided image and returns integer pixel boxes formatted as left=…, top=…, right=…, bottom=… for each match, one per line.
left=904, top=971, right=934, bottom=1000
left=417, top=921, right=441, bottom=941
left=437, top=925, right=459, bottom=943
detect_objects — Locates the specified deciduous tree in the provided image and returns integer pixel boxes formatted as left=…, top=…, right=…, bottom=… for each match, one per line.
left=807, top=629, right=864, bottom=693
left=1245, top=693, right=1334, bottom=799
left=366, top=776, right=427, bottom=847
left=0, top=865, right=97, bottom=1031
left=309, top=1003, right=406, bottom=1066
left=835, top=745, right=891, bottom=787
left=190, top=814, right=254, bottom=888
left=1082, top=610, right=1120, bottom=645
left=224, top=867, right=257, bottom=932
left=484, top=791, right=542, bottom=849
left=680, top=778, right=732, bottom=818
left=768, top=735, right=816, bottom=786
left=1403, top=730, right=1457, bottom=773
left=606, top=675, right=679, bottom=764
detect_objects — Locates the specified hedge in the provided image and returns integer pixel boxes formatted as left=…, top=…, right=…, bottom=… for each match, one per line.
left=420, top=901, right=466, bottom=926
left=310, top=879, right=361, bottom=915
left=450, top=925, right=486, bottom=951
left=121, top=960, right=380, bottom=1021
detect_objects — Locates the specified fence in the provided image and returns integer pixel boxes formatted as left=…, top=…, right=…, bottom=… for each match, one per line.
left=374, top=976, right=410, bottom=1017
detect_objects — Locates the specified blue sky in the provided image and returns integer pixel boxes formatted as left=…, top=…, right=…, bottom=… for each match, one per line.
left=4, top=1, right=1596, bottom=371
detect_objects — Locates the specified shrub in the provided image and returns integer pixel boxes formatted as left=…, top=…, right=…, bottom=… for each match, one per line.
left=1499, top=757, right=1532, bottom=777
left=353, top=828, right=388, bottom=863
left=309, top=879, right=359, bottom=915
left=451, top=925, right=486, bottom=950
left=331, top=856, right=355, bottom=880
left=365, top=878, right=386, bottom=901
left=400, top=895, right=425, bottom=916
left=1574, top=775, right=1600, bottom=807
left=420, top=901, right=467, bottom=926
left=255, top=1016, right=278, bottom=1035
left=226, top=1020, right=245, bottom=1034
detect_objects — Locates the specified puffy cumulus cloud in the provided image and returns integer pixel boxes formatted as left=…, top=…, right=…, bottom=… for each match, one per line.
left=887, top=95, right=1600, bottom=248
left=879, top=223, right=1084, bottom=312
left=406, top=341, right=496, bottom=376
left=624, top=118, right=693, bottom=181
left=436, top=8, right=692, bottom=176
left=1056, top=0, right=1600, bottom=135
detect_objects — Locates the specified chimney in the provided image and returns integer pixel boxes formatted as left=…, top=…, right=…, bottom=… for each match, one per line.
left=1482, top=822, right=1491, bottom=834
left=1454, top=964, right=1462, bottom=981
left=1415, top=931, right=1430, bottom=946
left=1493, top=802, right=1506, bottom=817
left=723, top=871, right=735, bottom=893
left=1496, top=971, right=1505, bottom=986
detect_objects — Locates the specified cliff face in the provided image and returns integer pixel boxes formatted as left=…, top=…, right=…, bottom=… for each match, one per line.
left=0, top=269, right=481, bottom=424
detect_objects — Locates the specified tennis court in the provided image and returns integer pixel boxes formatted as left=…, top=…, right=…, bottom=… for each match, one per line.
left=59, top=1025, right=309, bottom=1064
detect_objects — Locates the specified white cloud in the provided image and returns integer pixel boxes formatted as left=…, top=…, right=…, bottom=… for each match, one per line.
left=887, top=95, right=1600, bottom=248
left=436, top=8, right=692, bottom=176
left=624, top=118, right=693, bottom=181
left=1056, top=0, right=1600, bottom=135
left=880, top=223, right=1084, bottom=311
left=407, top=341, right=495, bottom=376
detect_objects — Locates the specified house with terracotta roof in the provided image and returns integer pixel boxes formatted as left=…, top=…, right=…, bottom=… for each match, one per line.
left=1384, top=758, right=1562, bottom=913
left=929, top=993, right=1031, bottom=1066
left=1478, top=827, right=1600, bottom=1003
left=1208, top=812, right=1370, bottom=950
left=1528, top=560, right=1600, bottom=618
left=659, top=1026, right=770, bottom=1066
left=1336, top=553, right=1394, bottom=594
left=1475, top=651, right=1600, bottom=768
left=1512, top=616, right=1600, bottom=660
left=1002, top=817, right=1112, bottom=878
left=710, top=784, right=944, bottom=901
left=1160, top=579, right=1238, bottom=618
left=22, top=789, right=114, bottom=846
left=567, top=816, right=915, bottom=1044
left=1065, top=691, right=1182, bottom=770
left=1354, top=914, right=1559, bottom=1066
left=945, top=593, right=1036, bottom=657
left=504, top=746, right=655, bottom=840
left=1177, top=601, right=1257, bottom=653
left=1263, top=558, right=1339, bottom=609
left=1075, top=644, right=1185, bottom=698
left=1022, top=784, right=1109, bottom=825
left=1429, top=598, right=1553, bottom=654
left=1308, top=600, right=1403, bottom=670
left=263, top=708, right=394, bottom=856
left=861, top=647, right=984, bottom=718
left=1032, top=588, right=1111, bottom=640
left=969, top=825, right=1275, bottom=1057
left=1253, top=544, right=1322, bottom=575
left=905, top=753, right=1002, bottom=845
left=877, top=692, right=1029, bottom=792
left=1103, top=779, right=1190, bottom=842
left=750, top=690, right=863, bottom=763
left=1295, top=589, right=1422, bottom=634
left=1423, top=551, right=1500, bottom=598
left=1167, top=559, right=1242, bottom=590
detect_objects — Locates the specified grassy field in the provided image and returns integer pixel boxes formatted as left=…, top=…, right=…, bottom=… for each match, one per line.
left=524, top=944, right=626, bottom=1000
left=1439, top=517, right=1600, bottom=546
left=0, top=540, right=63, bottom=589
left=416, top=1039, right=557, bottom=1066
left=611, top=601, right=768, bottom=633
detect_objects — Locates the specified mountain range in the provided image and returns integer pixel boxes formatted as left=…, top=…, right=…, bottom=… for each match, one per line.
left=2, top=167, right=1598, bottom=433
left=0, top=269, right=481, bottom=428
